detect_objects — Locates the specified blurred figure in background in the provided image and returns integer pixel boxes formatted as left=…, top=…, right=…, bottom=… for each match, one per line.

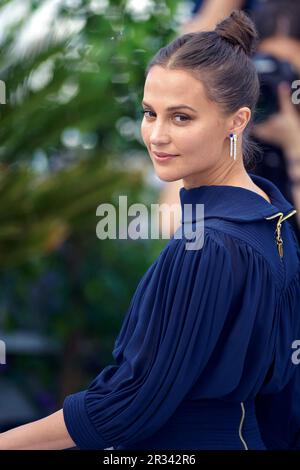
left=250, top=0, right=300, bottom=243
left=160, top=0, right=300, bottom=243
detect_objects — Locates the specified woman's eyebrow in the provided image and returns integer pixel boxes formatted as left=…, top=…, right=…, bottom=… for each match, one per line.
left=141, top=101, right=197, bottom=112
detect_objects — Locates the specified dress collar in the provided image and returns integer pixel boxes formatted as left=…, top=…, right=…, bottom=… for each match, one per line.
left=179, top=173, right=296, bottom=223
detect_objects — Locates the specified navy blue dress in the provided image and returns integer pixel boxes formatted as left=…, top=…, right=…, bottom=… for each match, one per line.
left=63, top=173, right=300, bottom=450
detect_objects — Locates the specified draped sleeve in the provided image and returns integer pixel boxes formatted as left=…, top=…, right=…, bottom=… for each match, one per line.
left=62, top=231, right=235, bottom=449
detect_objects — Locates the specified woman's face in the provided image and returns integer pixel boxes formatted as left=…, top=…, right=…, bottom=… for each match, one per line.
left=141, top=65, right=231, bottom=186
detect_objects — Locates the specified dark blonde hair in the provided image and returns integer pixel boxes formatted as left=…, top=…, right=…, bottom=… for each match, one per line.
left=145, top=10, right=261, bottom=168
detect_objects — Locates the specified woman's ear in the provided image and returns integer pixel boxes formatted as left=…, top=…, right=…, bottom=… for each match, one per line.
left=228, top=107, right=252, bottom=135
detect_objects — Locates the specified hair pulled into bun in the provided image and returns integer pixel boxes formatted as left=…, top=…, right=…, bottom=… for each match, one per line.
left=146, top=9, right=261, bottom=168
left=215, top=9, right=258, bottom=56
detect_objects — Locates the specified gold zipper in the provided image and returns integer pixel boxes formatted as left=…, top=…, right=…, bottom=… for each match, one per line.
left=265, top=210, right=298, bottom=258
left=239, top=402, right=248, bottom=450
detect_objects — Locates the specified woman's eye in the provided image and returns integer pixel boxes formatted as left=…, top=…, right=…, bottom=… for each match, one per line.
left=141, top=110, right=155, bottom=118
left=141, top=110, right=190, bottom=123
left=174, top=115, right=190, bottom=122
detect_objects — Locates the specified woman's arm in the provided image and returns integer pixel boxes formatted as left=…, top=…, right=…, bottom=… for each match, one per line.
left=0, top=409, right=76, bottom=450
left=180, top=0, right=244, bottom=34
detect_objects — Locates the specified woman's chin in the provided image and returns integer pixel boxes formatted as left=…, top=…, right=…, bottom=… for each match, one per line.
left=152, top=166, right=182, bottom=183
left=155, top=172, right=183, bottom=183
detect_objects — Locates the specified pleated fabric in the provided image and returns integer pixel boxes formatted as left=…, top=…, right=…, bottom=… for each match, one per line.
left=63, top=173, right=300, bottom=450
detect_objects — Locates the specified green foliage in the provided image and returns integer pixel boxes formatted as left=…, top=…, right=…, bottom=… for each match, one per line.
left=0, top=0, right=180, bottom=413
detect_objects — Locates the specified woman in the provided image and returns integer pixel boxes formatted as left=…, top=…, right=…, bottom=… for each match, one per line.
left=0, top=10, right=299, bottom=450
left=160, top=0, right=300, bottom=241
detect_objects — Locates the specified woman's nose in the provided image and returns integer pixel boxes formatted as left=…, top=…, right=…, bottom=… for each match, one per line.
left=149, top=121, right=171, bottom=145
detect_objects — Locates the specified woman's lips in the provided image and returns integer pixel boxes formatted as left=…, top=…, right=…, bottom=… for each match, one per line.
left=152, top=151, right=179, bottom=162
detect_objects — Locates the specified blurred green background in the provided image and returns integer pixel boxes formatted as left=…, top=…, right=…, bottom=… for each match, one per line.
left=0, top=0, right=186, bottom=430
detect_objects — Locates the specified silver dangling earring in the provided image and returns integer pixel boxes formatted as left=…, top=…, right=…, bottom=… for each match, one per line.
left=229, top=133, right=237, bottom=161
